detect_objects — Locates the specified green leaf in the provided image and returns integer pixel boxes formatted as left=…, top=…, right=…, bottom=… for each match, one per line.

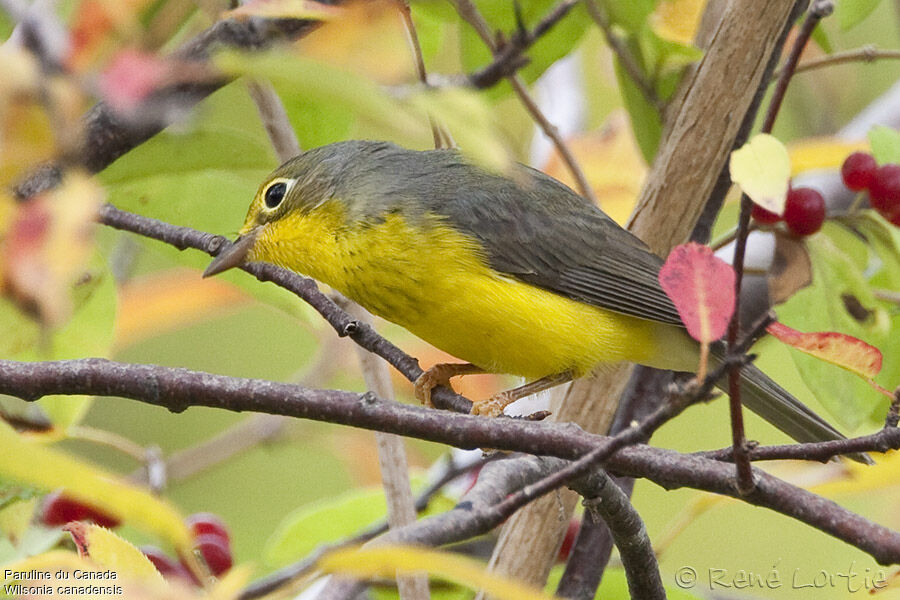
left=265, top=478, right=454, bottom=568
left=600, top=0, right=656, bottom=33
left=0, top=254, right=116, bottom=428
left=614, top=57, right=661, bottom=163
left=775, top=222, right=891, bottom=430
left=810, top=23, right=833, bottom=54
left=868, top=125, right=900, bottom=165
left=835, top=0, right=881, bottom=31
left=264, top=488, right=388, bottom=567
left=838, top=211, right=900, bottom=405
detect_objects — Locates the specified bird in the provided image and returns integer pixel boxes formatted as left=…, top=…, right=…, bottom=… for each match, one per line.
left=203, top=139, right=848, bottom=448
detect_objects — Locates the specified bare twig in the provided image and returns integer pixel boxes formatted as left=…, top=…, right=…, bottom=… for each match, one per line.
left=246, top=80, right=301, bottom=160
left=778, top=45, right=900, bottom=78
left=397, top=0, right=452, bottom=149
left=584, top=0, right=661, bottom=111
left=725, top=1, right=834, bottom=495
left=580, top=472, right=663, bottom=600
left=129, top=414, right=288, bottom=487
left=13, top=13, right=331, bottom=199
left=469, top=0, right=580, bottom=89
left=449, top=0, right=595, bottom=203
left=342, top=302, right=430, bottom=600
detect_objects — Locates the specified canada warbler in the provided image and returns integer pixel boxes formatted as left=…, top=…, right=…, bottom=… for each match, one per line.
left=204, top=140, right=846, bottom=447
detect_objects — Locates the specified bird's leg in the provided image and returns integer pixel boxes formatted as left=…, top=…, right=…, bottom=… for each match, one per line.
left=414, top=362, right=484, bottom=408
left=472, top=371, right=574, bottom=417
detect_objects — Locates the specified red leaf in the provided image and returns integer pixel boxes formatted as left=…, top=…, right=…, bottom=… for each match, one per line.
left=659, top=242, right=736, bottom=343
left=766, top=321, right=883, bottom=379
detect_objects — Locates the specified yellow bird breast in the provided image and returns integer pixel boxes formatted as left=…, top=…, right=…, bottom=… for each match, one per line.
left=252, top=203, right=682, bottom=379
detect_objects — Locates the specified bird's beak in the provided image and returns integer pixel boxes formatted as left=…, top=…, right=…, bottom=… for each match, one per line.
left=203, top=229, right=259, bottom=278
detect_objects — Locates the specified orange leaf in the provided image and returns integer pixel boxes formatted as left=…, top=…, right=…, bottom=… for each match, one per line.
left=766, top=321, right=883, bottom=379
left=659, top=242, right=735, bottom=343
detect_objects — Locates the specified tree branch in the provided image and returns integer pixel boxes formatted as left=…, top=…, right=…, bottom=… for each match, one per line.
left=3, top=357, right=900, bottom=566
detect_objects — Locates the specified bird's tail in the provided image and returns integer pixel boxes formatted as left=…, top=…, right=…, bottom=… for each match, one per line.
left=713, top=357, right=871, bottom=464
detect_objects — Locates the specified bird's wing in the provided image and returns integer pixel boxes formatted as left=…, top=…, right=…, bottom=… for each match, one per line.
left=435, top=163, right=685, bottom=327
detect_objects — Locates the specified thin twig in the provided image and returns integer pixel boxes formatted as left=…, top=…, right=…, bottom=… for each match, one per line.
left=584, top=0, right=661, bottom=111
left=449, top=0, right=595, bottom=203
left=775, top=45, right=900, bottom=78
left=469, top=0, right=580, bottom=88
left=725, top=0, right=835, bottom=495
left=246, top=80, right=301, bottom=160
left=67, top=425, right=148, bottom=462
left=397, top=0, right=452, bottom=149
left=341, top=301, right=430, bottom=600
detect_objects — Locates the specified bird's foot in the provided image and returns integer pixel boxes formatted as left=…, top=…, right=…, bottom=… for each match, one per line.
left=414, top=363, right=483, bottom=408
left=471, top=391, right=515, bottom=417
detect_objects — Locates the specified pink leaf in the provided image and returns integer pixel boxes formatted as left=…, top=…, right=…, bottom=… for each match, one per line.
left=99, top=49, right=171, bottom=112
left=766, top=321, right=883, bottom=379
left=659, top=242, right=736, bottom=343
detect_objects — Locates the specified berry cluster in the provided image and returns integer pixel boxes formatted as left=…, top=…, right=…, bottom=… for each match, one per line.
left=841, top=151, right=900, bottom=225
left=750, top=186, right=826, bottom=236
left=143, top=513, right=234, bottom=584
left=751, top=151, right=900, bottom=234
left=42, top=493, right=233, bottom=585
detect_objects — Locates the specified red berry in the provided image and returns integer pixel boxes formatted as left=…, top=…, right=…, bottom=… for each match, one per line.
left=42, top=491, right=120, bottom=528
left=869, top=164, right=900, bottom=219
left=192, top=534, right=233, bottom=576
left=185, top=513, right=230, bottom=546
left=841, top=152, right=877, bottom=191
left=751, top=203, right=782, bottom=224
left=784, top=187, right=826, bottom=236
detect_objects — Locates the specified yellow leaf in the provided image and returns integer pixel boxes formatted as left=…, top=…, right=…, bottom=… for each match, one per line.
left=788, top=137, right=869, bottom=175
left=292, top=0, right=409, bottom=83
left=65, top=522, right=166, bottom=585
left=651, top=0, right=706, bottom=45
left=0, top=421, right=192, bottom=551
left=730, top=133, right=791, bottom=214
left=0, top=496, right=38, bottom=543
left=318, top=545, right=558, bottom=600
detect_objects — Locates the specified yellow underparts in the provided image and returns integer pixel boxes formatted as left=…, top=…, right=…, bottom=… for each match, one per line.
left=249, top=201, right=697, bottom=379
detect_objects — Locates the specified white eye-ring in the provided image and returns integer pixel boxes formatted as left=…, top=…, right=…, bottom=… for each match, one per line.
left=262, top=178, right=296, bottom=210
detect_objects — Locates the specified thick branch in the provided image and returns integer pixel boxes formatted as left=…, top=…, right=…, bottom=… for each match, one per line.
left=3, top=358, right=900, bottom=565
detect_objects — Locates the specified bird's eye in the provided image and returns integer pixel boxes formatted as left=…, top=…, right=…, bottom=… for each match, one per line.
left=264, top=181, right=288, bottom=209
